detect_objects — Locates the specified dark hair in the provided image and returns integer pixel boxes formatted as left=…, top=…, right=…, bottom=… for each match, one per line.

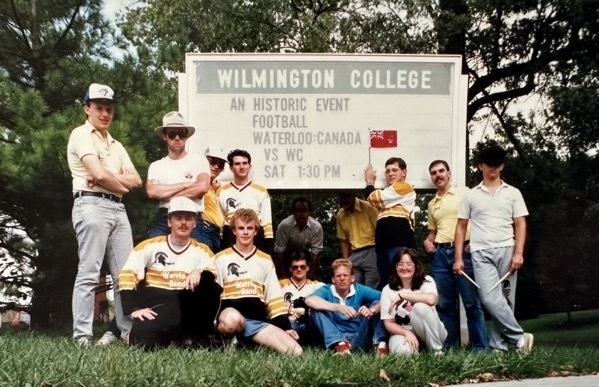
left=477, top=145, right=506, bottom=167
left=289, top=250, right=310, bottom=265
left=385, top=157, right=407, bottom=169
left=428, top=160, right=450, bottom=172
left=227, top=149, right=252, bottom=165
left=388, top=248, right=427, bottom=291
left=291, top=196, right=312, bottom=212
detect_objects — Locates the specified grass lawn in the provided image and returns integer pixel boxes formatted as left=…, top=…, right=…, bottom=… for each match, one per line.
left=1, top=310, right=598, bottom=386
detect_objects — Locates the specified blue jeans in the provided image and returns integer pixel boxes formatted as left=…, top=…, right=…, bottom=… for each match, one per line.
left=148, top=210, right=221, bottom=252
left=376, top=246, right=404, bottom=289
left=431, top=247, right=488, bottom=350
left=310, top=303, right=387, bottom=352
left=71, top=196, right=133, bottom=339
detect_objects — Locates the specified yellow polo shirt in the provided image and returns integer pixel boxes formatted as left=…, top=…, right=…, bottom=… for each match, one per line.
left=427, top=186, right=470, bottom=243
left=336, top=198, right=378, bottom=250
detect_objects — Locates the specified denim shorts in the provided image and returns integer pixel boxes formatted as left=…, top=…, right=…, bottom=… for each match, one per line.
left=243, top=319, right=270, bottom=338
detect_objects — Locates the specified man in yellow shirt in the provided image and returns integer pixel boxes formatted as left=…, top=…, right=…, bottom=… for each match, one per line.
left=336, top=192, right=379, bottom=289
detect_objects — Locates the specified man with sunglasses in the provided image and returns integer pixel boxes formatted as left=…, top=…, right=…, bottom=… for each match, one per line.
left=274, top=197, right=324, bottom=279
left=147, top=112, right=211, bottom=245
left=279, top=250, right=324, bottom=345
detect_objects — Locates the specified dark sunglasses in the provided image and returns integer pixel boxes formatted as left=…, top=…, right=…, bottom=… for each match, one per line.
left=291, top=265, right=307, bottom=270
left=165, top=129, right=188, bottom=140
left=207, top=157, right=226, bottom=169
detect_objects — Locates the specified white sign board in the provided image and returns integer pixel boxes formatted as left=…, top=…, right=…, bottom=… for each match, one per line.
left=179, top=54, right=467, bottom=189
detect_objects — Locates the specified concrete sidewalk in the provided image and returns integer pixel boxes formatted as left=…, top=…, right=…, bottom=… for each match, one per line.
left=447, top=374, right=598, bottom=387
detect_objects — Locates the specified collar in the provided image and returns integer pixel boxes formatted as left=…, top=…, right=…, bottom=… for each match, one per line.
left=432, top=185, right=456, bottom=202
left=232, top=245, right=257, bottom=260
left=292, top=217, right=312, bottom=229
left=331, top=284, right=356, bottom=303
left=475, top=180, right=509, bottom=193
left=86, top=120, right=114, bottom=143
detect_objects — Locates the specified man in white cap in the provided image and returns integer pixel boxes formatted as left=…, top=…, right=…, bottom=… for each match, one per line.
left=146, top=111, right=211, bottom=245
left=200, top=146, right=229, bottom=252
left=119, top=197, right=222, bottom=350
left=67, top=83, right=142, bottom=345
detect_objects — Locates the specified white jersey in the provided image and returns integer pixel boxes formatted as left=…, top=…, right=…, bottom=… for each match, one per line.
left=119, top=235, right=217, bottom=291
left=147, top=152, right=210, bottom=211
left=217, top=181, right=273, bottom=238
left=279, top=278, right=324, bottom=307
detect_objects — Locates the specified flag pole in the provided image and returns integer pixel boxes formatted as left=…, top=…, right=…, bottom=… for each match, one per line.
left=368, top=128, right=371, bottom=164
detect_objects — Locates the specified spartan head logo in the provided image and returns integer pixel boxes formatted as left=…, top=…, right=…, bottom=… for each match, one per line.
left=226, top=198, right=239, bottom=210
left=227, top=263, right=241, bottom=277
left=155, top=252, right=168, bottom=266
left=284, top=292, right=293, bottom=304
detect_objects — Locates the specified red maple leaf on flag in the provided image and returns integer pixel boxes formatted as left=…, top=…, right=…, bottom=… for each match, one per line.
left=370, top=129, right=397, bottom=148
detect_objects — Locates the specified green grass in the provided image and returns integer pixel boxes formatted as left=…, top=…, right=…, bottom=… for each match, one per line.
left=1, top=310, right=598, bottom=387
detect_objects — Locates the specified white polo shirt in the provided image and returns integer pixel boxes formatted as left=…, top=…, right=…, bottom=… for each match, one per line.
left=458, top=181, right=528, bottom=252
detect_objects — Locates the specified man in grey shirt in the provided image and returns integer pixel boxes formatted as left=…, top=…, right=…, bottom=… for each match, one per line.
left=274, top=197, right=323, bottom=279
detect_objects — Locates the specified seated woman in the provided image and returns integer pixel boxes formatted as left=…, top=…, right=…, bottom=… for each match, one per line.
left=380, top=248, right=447, bottom=355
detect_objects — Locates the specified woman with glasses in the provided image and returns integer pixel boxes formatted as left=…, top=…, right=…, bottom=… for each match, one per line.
left=380, top=248, right=447, bottom=355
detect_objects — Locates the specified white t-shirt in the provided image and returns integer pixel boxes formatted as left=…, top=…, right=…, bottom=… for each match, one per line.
left=147, top=152, right=210, bottom=211
left=380, top=275, right=438, bottom=330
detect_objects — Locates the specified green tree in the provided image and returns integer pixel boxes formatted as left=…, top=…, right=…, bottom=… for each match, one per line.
left=0, top=0, right=175, bottom=327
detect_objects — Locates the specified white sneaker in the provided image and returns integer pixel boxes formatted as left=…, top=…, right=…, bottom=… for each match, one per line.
left=75, top=336, right=92, bottom=346
left=96, top=331, right=119, bottom=346
left=516, top=332, right=534, bottom=354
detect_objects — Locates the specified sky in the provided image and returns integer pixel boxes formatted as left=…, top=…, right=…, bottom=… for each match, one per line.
left=102, top=0, right=135, bottom=20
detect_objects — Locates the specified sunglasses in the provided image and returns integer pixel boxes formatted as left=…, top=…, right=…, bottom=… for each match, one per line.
left=207, top=157, right=226, bottom=169
left=165, top=130, right=188, bottom=140
left=291, top=265, right=307, bottom=271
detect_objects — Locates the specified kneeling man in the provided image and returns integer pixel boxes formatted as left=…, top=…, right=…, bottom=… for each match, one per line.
left=119, top=197, right=222, bottom=350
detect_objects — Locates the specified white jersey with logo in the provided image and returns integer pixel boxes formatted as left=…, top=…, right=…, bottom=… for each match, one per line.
left=217, top=181, right=273, bottom=238
left=119, top=235, right=217, bottom=291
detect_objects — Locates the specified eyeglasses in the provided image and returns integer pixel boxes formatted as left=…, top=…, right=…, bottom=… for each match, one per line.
left=207, top=157, right=226, bottom=169
left=165, top=130, right=188, bottom=140
left=291, top=265, right=307, bottom=271
left=397, top=262, right=415, bottom=268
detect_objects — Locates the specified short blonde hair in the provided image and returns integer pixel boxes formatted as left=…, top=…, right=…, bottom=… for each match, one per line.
left=229, top=208, right=260, bottom=229
left=331, top=258, right=353, bottom=275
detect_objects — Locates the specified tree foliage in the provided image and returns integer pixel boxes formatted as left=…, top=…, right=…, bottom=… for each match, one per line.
left=1, top=0, right=598, bottom=329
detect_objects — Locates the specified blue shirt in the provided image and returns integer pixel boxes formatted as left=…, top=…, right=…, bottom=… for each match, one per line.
left=312, top=283, right=381, bottom=334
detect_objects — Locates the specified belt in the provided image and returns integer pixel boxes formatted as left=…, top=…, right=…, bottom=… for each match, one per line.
left=435, top=241, right=469, bottom=249
left=74, top=191, right=122, bottom=203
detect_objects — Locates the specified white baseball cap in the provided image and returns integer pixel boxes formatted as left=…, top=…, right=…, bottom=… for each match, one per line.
left=84, top=83, right=114, bottom=103
left=205, top=146, right=229, bottom=163
left=154, top=111, right=196, bottom=138
left=168, top=197, right=199, bottom=214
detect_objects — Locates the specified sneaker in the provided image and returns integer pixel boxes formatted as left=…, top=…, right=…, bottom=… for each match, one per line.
left=433, top=350, right=444, bottom=357
left=75, top=336, right=92, bottom=346
left=516, top=332, right=534, bottom=354
left=334, top=340, right=352, bottom=355
left=96, top=331, right=119, bottom=346
left=375, top=342, right=389, bottom=358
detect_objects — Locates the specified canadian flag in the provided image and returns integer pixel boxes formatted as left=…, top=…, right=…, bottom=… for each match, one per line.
left=369, top=129, right=397, bottom=148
